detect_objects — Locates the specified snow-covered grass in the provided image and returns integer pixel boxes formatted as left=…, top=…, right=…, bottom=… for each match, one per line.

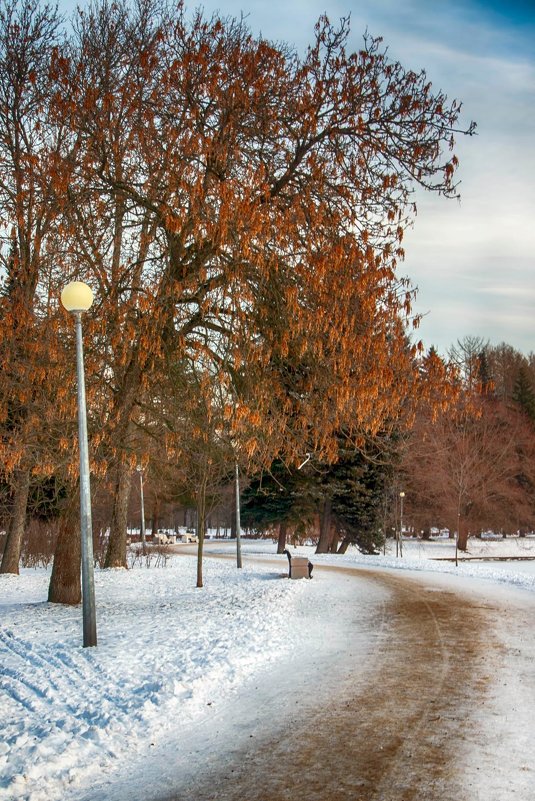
left=0, top=555, right=309, bottom=801
left=2, top=534, right=535, bottom=801
left=321, top=535, right=535, bottom=588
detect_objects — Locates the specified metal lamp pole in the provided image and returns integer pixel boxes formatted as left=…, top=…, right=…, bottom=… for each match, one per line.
left=61, top=281, right=97, bottom=648
left=137, top=466, right=146, bottom=555
left=456, top=510, right=460, bottom=567
left=235, top=460, right=242, bottom=569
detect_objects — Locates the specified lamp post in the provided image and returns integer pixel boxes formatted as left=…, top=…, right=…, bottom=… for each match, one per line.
left=137, top=466, right=146, bottom=555
left=456, top=510, right=460, bottom=568
left=235, top=460, right=242, bottom=569
left=61, top=281, right=97, bottom=648
left=399, top=491, right=405, bottom=559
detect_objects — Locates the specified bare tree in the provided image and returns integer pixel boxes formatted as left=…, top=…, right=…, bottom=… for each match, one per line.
left=403, top=393, right=535, bottom=548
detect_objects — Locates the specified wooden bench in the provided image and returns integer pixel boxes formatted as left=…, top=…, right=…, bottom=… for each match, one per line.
left=283, top=550, right=313, bottom=579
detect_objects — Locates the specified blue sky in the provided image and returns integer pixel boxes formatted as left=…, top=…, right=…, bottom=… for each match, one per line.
left=59, top=0, right=535, bottom=356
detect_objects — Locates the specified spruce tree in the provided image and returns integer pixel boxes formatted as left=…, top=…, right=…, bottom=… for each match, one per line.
left=324, top=444, right=392, bottom=554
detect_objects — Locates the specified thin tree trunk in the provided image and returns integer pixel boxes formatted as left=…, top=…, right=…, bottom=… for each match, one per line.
left=104, top=461, right=133, bottom=568
left=457, top=517, right=469, bottom=551
left=0, top=468, right=30, bottom=575
left=276, top=521, right=287, bottom=554
left=196, top=480, right=207, bottom=588
left=315, top=499, right=332, bottom=554
left=48, top=496, right=81, bottom=605
left=337, top=538, right=350, bottom=554
left=150, top=496, right=160, bottom=538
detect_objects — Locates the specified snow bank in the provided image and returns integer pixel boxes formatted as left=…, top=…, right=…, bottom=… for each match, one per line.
left=0, top=556, right=308, bottom=801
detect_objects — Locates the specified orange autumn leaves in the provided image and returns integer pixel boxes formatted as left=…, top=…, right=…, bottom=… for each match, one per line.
left=0, top=1, right=474, bottom=493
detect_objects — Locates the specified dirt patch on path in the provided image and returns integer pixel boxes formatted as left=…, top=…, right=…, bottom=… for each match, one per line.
left=168, top=565, right=500, bottom=801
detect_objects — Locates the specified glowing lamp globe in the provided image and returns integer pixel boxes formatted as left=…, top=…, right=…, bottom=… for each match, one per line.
left=61, top=281, right=94, bottom=312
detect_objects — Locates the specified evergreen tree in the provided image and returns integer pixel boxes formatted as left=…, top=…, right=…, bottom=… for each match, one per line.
left=242, top=437, right=395, bottom=555
left=240, top=461, right=317, bottom=534
left=324, top=442, right=394, bottom=554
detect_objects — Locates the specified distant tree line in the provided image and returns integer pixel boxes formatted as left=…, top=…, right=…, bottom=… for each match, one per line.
left=399, top=338, right=535, bottom=550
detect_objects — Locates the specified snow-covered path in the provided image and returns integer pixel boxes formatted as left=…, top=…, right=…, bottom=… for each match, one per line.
left=159, top=563, right=535, bottom=801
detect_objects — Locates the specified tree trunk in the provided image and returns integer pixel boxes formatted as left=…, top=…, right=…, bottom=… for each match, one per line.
left=276, top=521, right=287, bottom=554
left=104, top=461, right=133, bottom=568
left=0, top=468, right=30, bottom=575
left=457, top=518, right=469, bottom=551
left=196, top=482, right=207, bottom=588
left=48, top=497, right=81, bottom=605
left=315, top=499, right=332, bottom=554
left=150, top=496, right=160, bottom=538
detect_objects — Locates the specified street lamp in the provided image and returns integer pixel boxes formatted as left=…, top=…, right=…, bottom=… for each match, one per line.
left=137, top=465, right=146, bottom=555
left=235, top=460, right=242, bottom=569
left=398, top=491, right=405, bottom=558
left=61, top=281, right=97, bottom=648
left=456, top=510, right=460, bottom=568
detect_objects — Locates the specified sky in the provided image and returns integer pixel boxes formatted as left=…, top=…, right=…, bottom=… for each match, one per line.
left=58, top=0, right=535, bottom=357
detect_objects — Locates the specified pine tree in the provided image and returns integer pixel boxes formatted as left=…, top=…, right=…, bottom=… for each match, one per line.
left=322, top=440, right=395, bottom=555
left=240, top=461, right=317, bottom=535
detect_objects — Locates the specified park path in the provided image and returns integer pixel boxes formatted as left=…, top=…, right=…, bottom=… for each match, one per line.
left=162, top=555, right=535, bottom=801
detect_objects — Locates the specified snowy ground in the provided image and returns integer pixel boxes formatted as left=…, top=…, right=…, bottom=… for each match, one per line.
left=1, top=535, right=535, bottom=801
